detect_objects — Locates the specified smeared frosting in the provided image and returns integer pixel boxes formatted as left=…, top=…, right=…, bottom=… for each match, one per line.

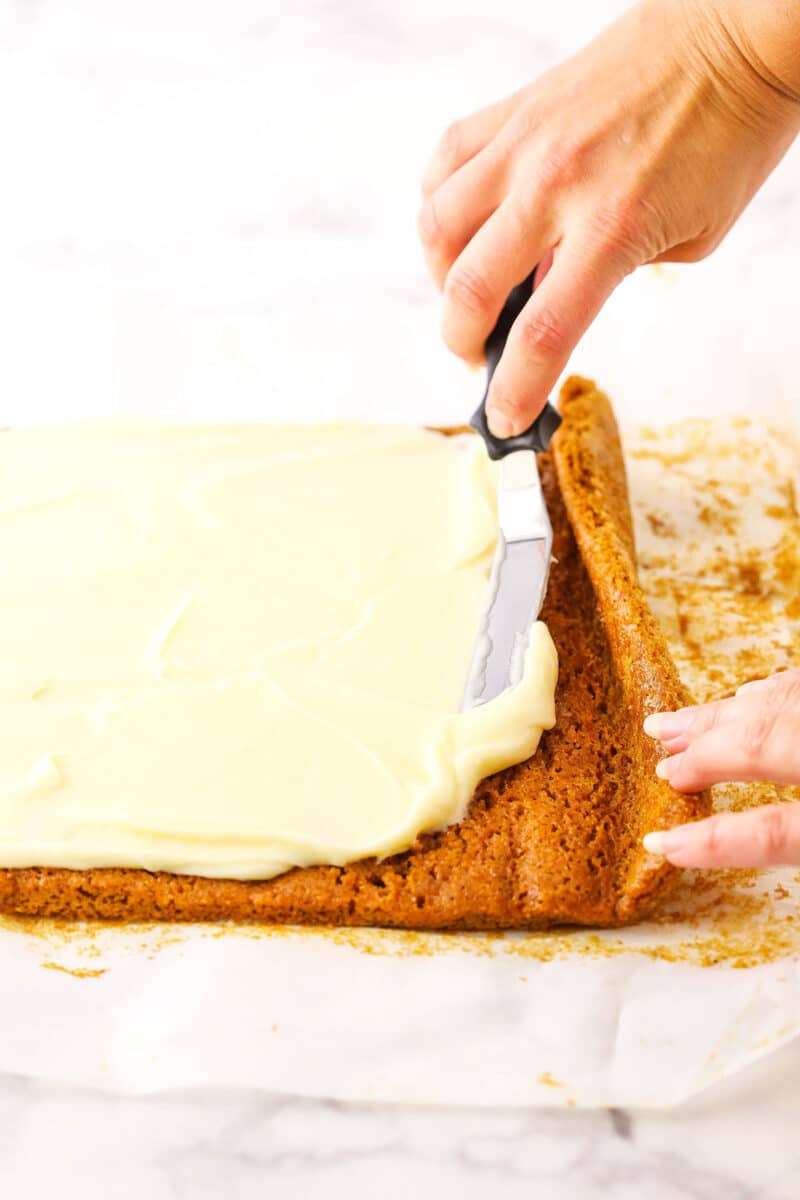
left=0, top=421, right=557, bottom=878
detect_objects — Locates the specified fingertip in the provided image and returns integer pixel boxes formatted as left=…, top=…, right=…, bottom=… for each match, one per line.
left=485, top=406, right=517, bottom=439
left=440, top=309, right=485, bottom=368
left=649, top=805, right=800, bottom=870
left=642, top=823, right=692, bottom=862
left=654, top=751, right=708, bottom=794
left=655, top=756, right=676, bottom=781
left=648, top=720, right=694, bottom=760
left=644, top=710, right=692, bottom=740
left=642, top=830, right=667, bottom=855
left=485, top=354, right=550, bottom=441
left=485, top=373, right=543, bottom=439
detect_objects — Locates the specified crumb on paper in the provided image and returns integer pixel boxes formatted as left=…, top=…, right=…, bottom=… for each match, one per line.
left=537, top=1071, right=566, bottom=1088
left=40, top=961, right=107, bottom=979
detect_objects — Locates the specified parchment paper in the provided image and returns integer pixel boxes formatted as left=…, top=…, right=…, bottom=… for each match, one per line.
left=1, top=275, right=799, bottom=1109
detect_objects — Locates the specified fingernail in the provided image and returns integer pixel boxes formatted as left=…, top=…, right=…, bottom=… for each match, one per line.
left=642, top=831, right=667, bottom=855
left=643, top=826, right=689, bottom=856
left=643, top=713, right=665, bottom=738
left=486, top=406, right=517, bottom=439
left=655, top=755, right=678, bottom=780
left=644, top=710, right=690, bottom=740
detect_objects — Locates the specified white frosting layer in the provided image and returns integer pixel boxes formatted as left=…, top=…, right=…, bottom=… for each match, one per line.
left=0, top=421, right=557, bottom=878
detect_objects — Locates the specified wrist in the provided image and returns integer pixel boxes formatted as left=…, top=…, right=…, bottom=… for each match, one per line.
left=683, top=0, right=800, bottom=128
left=720, top=0, right=800, bottom=104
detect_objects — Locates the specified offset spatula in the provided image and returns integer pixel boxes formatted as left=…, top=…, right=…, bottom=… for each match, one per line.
left=463, top=271, right=562, bottom=709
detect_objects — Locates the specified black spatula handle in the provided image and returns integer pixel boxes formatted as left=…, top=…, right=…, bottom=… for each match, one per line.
left=470, top=270, right=562, bottom=461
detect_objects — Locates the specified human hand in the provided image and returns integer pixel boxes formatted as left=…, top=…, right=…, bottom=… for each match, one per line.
left=418, top=0, right=800, bottom=437
left=642, top=669, right=800, bottom=868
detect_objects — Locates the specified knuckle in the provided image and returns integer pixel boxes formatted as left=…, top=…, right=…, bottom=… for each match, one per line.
left=486, top=380, right=525, bottom=419
left=585, top=203, right=628, bottom=247
left=698, top=815, right=725, bottom=859
left=585, top=198, right=645, bottom=265
left=778, top=676, right=800, bottom=709
left=536, top=138, right=583, bottom=190
left=756, top=805, right=791, bottom=861
left=516, top=305, right=568, bottom=361
left=741, top=711, right=778, bottom=765
left=495, top=106, right=538, bottom=158
left=693, top=702, right=723, bottom=736
left=509, top=183, right=545, bottom=235
left=444, top=264, right=494, bottom=318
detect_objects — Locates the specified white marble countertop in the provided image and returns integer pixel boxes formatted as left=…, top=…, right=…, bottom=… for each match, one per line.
left=0, top=0, right=799, bottom=1194
left=3, top=1042, right=800, bottom=1198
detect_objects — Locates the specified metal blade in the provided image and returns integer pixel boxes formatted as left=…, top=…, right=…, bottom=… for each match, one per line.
left=463, top=450, right=553, bottom=709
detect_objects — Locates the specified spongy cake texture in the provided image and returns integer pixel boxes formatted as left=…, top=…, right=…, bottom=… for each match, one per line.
left=0, top=377, right=710, bottom=926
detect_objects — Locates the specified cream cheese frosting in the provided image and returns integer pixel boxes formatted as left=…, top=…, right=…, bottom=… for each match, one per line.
left=0, top=420, right=557, bottom=879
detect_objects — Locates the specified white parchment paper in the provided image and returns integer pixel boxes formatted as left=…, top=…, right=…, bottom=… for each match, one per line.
left=3, top=920, right=800, bottom=1108
left=0, top=274, right=799, bottom=1109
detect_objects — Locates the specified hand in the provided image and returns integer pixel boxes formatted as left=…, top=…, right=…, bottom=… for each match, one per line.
left=642, top=669, right=800, bottom=868
left=418, top=0, right=800, bottom=438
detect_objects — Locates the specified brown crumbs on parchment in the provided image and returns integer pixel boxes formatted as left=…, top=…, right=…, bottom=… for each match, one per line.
left=40, top=961, right=107, bottom=979
left=537, top=1072, right=566, bottom=1088
left=621, top=415, right=800, bottom=967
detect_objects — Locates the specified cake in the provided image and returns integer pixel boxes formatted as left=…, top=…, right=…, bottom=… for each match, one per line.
left=0, top=377, right=710, bottom=925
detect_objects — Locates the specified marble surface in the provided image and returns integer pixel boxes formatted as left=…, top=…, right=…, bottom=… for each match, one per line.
left=1, top=0, right=799, bottom=1194
left=3, top=1042, right=800, bottom=1198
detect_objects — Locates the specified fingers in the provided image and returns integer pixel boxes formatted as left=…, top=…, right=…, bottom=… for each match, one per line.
left=644, top=669, right=800, bottom=754
left=643, top=805, right=800, bottom=869
left=643, top=697, right=734, bottom=755
left=645, top=670, right=800, bottom=792
left=420, top=94, right=520, bottom=197
left=437, top=194, right=553, bottom=365
left=484, top=237, right=630, bottom=436
left=656, top=710, right=800, bottom=791
left=642, top=669, right=800, bottom=869
left=417, top=149, right=507, bottom=292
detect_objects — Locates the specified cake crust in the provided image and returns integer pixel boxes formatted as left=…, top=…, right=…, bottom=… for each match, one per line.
left=0, top=378, right=710, bottom=926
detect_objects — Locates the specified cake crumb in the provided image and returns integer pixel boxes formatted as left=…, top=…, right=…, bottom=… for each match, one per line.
left=537, top=1071, right=565, bottom=1088
left=40, top=961, right=107, bottom=979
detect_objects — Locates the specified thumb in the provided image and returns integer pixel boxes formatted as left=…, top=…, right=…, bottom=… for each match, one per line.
left=485, top=236, right=632, bottom=438
left=643, top=804, right=800, bottom=869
